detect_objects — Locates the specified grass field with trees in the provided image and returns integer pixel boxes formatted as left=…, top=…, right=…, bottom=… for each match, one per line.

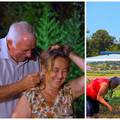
left=87, top=61, right=120, bottom=118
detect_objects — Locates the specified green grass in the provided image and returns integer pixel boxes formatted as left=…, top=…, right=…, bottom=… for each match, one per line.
left=87, top=70, right=120, bottom=77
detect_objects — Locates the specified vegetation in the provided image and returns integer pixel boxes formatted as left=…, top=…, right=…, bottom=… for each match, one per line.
left=87, top=61, right=120, bottom=118
left=87, top=29, right=120, bottom=57
left=0, top=2, right=84, bottom=118
left=95, top=86, right=120, bottom=118
left=87, top=61, right=120, bottom=71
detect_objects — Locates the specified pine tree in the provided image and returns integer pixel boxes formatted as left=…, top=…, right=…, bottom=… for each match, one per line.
left=62, top=3, right=84, bottom=57
left=36, top=3, right=65, bottom=50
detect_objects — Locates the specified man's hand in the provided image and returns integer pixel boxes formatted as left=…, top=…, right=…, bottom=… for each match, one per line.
left=21, top=73, right=40, bottom=90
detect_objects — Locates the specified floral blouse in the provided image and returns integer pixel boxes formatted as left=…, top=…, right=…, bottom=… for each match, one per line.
left=24, top=83, right=73, bottom=118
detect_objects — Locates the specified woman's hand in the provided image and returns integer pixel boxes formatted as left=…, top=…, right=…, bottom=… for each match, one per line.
left=63, top=45, right=71, bottom=56
left=48, top=44, right=61, bottom=51
left=49, top=44, right=71, bottom=57
left=108, top=105, right=113, bottom=112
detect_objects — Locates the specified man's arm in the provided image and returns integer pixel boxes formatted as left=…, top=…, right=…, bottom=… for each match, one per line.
left=0, top=73, right=40, bottom=102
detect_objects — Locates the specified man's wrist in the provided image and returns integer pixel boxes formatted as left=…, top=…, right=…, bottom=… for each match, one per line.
left=18, top=79, right=28, bottom=91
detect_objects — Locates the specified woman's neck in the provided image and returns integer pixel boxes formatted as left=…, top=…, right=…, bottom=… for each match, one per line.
left=45, top=85, right=59, bottom=97
left=41, top=85, right=59, bottom=106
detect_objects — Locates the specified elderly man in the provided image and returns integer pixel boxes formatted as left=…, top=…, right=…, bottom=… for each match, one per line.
left=0, top=21, right=40, bottom=117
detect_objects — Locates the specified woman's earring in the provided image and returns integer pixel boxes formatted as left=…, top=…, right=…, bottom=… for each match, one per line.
left=39, top=75, right=46, bottom=90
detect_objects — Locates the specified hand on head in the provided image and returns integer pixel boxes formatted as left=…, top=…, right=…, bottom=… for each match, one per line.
left=49, top=44, right=71, bottom=57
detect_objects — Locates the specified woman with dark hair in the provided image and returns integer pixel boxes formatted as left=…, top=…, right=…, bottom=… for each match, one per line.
left=12, top=46, right=84, bottom=118
left=87, top=76, right=120, bottom=117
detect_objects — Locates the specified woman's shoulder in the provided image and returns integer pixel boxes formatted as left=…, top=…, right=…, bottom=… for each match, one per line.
left=61, top=82, right=73, bottom=96
left=23, top=87, right=40, bottom=99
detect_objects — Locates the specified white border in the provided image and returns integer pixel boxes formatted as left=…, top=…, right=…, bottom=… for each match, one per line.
left=0, top=0, right=86, bottom=2
left=85, top=0, right=87, bottom=119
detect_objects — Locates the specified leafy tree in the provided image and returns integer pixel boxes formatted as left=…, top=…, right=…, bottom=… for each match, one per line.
left=87, top=38, right=99, bottom=57
left=87, top=29, right=115, bottom=57
left=106, top=44, right=120, bottom=51
left=92, top=30, right=114, bottom=51
left=105, top=44, right=120, bottom=53
left=0, top=2, right=42, bottom=37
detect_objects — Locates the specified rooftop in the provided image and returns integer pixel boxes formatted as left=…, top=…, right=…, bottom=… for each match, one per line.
left=87, top=54, right=120, bottom=62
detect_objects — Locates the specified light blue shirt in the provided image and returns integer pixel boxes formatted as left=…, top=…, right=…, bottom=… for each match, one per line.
left=0, top=38, right=40, bottom=118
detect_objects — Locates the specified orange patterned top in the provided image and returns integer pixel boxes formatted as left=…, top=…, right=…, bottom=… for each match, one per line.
left=24, top=83, right=73, bottom=118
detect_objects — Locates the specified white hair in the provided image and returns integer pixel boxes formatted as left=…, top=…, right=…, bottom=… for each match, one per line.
left=6, top=21, right=36, bottom=47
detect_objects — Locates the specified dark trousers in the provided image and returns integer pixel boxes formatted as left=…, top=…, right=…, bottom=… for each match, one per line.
left=87, top=97, right=99, bottom=117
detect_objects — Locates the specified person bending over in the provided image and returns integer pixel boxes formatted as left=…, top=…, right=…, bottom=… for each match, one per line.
left=87, top=77, right=120, bottom=117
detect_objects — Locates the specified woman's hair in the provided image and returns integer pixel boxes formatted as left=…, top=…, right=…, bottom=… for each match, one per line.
left=41, top=47, right=70, bottom=72
left=109, top=76, right=120, bottom=88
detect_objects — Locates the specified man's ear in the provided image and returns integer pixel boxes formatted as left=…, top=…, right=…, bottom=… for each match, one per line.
left=7, top=39, right=14, bottom=49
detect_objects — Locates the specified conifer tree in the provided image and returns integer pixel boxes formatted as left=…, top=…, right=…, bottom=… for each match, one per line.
left=62, top=3, right=84, bottom=57
left=36, top=3, right=64, bottom=50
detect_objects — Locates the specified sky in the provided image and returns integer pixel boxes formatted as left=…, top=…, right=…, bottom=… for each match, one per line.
left=87, top=2, right=120, bottom=40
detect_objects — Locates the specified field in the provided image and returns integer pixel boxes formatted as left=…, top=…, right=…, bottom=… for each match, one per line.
left=93, top=87, right=120, bottom=118
left=96, top=98, right=120, bottom=118
left=87, top=71, right=120, bottom=118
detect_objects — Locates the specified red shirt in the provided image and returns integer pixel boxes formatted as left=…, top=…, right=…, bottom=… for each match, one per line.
left=87, top=78, right=109, bottom=100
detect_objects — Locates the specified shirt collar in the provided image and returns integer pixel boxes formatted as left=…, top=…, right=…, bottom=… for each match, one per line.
left=0, top=37, right=9, bottom=59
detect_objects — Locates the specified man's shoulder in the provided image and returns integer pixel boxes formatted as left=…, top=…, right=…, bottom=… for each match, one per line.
left=0, top=38, right=3, bottom=53
left=0, top=37, right=7, bottom=58
left=0, top=37, right=5, bottom=47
